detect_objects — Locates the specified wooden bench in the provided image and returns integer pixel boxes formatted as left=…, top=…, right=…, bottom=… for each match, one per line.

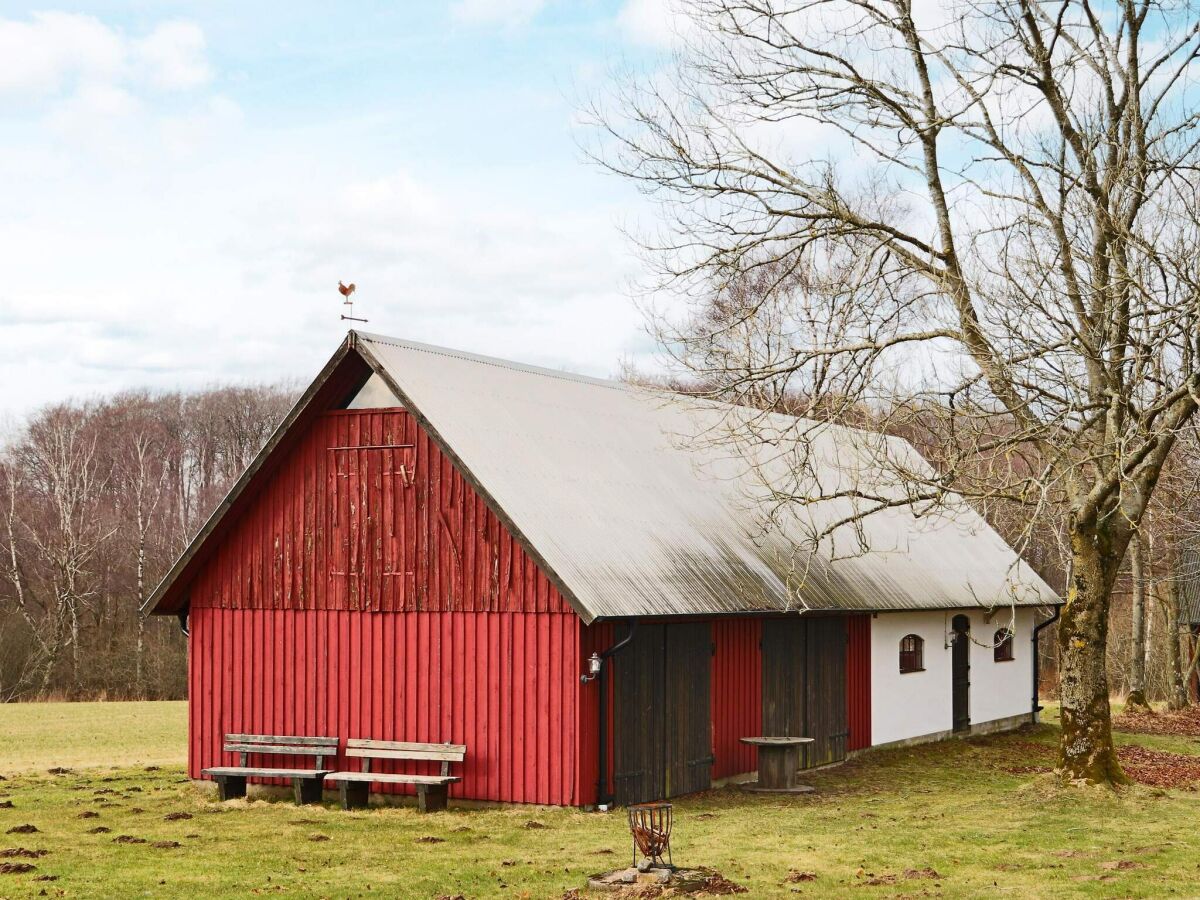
left=325, top=739, right=466, bottom=812
left=203, top=734, right=338, bottom=805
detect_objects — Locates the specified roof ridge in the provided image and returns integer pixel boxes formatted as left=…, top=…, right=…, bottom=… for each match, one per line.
left=354, top=331, right=633, bottom=392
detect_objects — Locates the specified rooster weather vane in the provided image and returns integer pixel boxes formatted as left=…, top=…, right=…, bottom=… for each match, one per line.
left=338, top=281, right=368, bottom=323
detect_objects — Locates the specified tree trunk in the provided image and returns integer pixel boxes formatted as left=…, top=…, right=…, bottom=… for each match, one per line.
left=1165, top=574, right=1188, bottom=710
left=1126, top=534, right=1150, bottom=711
left=1057, top=524, right=1129, bottom=784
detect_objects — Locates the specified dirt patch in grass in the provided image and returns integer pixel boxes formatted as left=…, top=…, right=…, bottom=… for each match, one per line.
left=0, top=861, right=36, bottom=875
left=1114, top=706, right=1200, bottom=737
left=5, top=824, right=37, bottom=834
left=0, top=848, right=47, bottom=858
left=1116, top=746, right=1200, bottom=789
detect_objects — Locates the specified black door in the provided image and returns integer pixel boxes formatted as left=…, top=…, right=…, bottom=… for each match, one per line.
left=613, top=622, right=713, bottom=804
left=665, top=622, right=714, bottom=798
left=805, top=617, right=848, bottom=766
left=951, top=614, right=971, bottom=732
left=761, top=616, right=848, bottom=769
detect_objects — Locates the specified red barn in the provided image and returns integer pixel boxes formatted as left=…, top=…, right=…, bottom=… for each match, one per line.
left=148, top=331, right=1057, bottom=807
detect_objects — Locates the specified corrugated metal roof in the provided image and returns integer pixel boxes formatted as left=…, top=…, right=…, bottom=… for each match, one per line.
left=356, top=332, right=1058, bottom=622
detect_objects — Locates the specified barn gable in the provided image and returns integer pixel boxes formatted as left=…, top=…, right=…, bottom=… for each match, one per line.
left=148, top=333, right=583, bottom=619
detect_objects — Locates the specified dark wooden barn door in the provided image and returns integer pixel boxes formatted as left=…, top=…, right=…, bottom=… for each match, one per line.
left=665, top=622, right=714, bottom=798
left=761, top=617, right=848, bottom=769
left=804, top=617, right=848, bottom=766
left=762, top=618, right=806, bottom=737
left=951, top=615, right=971, bottom=732
left=613, top=622, right=713, bottom=805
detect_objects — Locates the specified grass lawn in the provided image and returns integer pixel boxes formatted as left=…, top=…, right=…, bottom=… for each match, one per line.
left=0, top=701, right=187, bottom=772
left=1, top=703, right=1199, bottom=897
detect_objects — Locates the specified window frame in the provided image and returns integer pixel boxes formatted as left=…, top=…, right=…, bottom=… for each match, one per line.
left=993, top=627, right=1015, bottom=662
left=898, top=633, right=925, bottom=673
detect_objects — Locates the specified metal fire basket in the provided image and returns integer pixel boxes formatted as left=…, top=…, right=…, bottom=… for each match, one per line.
left=627, top=802, right=674, bottom=869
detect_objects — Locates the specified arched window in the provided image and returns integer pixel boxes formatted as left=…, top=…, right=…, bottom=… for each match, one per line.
left=994, top=628, right=1015, bottom=662
left=899, top=634, right=924, bottom=673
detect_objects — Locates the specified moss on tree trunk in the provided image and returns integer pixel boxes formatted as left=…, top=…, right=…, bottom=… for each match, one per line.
left=1057, top=525, right=1131, bottom=785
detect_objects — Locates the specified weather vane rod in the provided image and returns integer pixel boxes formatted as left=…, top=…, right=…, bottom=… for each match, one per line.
left=338, top=280, right=368, bottom=323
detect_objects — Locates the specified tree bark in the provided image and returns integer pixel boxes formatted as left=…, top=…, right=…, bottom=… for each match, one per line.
left=1057, top=524, right=1130, bottom=784
left=1165, top=574, right=1188, bottom=710
left=1126, top=534, right=1150, bottom=711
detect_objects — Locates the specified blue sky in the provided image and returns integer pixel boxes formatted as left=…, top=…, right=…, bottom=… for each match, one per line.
left=0, top=1, right=678, bottom=418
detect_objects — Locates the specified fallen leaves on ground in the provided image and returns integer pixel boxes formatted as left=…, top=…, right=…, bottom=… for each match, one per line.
left=1114, top=706, right=1200, bottom=736
left=699, top=869, right=749, bottom=894
left=1116, top=745, right=1200, bottom=788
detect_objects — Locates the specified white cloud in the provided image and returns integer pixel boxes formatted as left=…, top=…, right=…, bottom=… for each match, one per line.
left=136, top=21, right=211, bottom=90
left=0, top=12, right=124, bottom=94
left=451, top=0, right=547, bottom=27
left=0, top=12, right=212, bottom=99
left=617, top=0, right=690, bottom=48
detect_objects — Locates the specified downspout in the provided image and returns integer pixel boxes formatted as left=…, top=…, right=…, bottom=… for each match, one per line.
left=1031, top=606, right=1061, bottom=724
left=593, top=619, right=637, bottom=809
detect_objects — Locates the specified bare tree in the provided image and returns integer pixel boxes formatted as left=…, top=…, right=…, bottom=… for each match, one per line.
left=590, top=0, right=1200, bottom=783
left=1127, top=533, right=1151, bottom=710
left=0, top=382, right=296, bottom=701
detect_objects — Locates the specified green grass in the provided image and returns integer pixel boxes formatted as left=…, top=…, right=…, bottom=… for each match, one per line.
left=1, top=704, right=1198, bottom=897
left=0, top=701, right=187, bottom=772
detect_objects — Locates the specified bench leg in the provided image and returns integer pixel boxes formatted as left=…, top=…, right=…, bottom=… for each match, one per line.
left=215, top=775, right=247, bottom=801
left=417, top=783, right=448, bottom=813
left=339, top=781, right=370, bottom=811
left=293, top=777, right=324, bottom=805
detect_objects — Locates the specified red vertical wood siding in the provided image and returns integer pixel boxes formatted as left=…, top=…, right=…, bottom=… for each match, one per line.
left=846, top=613, right=872, bottom=750
left=189, top=409, right=572, bottom=615
left=187, top=407, right=585, bottom=804
left=189, top=605, right=583, bottom=805
left=711, top=618, right=762, bottom=779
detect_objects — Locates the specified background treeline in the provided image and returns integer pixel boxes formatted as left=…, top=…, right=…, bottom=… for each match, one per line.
left=1, top=377, right=1196, bottom=705
left=0, top=385, right=295, bottom=701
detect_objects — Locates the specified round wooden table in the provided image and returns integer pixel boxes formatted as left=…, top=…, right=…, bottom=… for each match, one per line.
left=739, top=736, right=815, bottom=793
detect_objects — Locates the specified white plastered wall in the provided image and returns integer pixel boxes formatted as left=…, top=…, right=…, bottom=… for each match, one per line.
left=870, top=608, right=1035, bottom=746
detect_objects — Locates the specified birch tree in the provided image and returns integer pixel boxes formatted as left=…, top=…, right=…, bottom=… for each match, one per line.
left=591, top=0, right=1200, bottom=783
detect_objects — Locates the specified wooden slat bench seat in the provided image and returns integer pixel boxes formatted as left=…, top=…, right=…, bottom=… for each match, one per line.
left=202, top=734, right=338, bottom=804
left=325, top=739, right=466, bottom=812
